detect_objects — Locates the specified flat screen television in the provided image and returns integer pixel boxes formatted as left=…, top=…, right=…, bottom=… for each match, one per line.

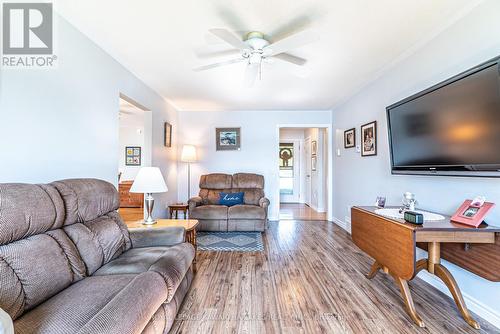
left=387, top=56, right=500, bottom=177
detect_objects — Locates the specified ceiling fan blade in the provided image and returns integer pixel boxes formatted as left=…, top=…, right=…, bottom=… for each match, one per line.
left=209, top=28, right=249, bottom=51
left=193, top=58, right=244, bottom=72
left=271, top=53, right=307, bottom=66
left=244, top=63, right=259, bottom=87
left=194, top=48, right=241, bottom=59
left=264, top=30, right=319, bottom=56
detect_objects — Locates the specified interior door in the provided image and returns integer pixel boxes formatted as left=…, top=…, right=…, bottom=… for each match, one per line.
left=304, top=137, right=312, bottom=206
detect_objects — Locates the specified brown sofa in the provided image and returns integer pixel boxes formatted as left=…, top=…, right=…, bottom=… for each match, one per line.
left=188, top=173, right=270, bottom=231
left=0, top=179, right=194, bottom=334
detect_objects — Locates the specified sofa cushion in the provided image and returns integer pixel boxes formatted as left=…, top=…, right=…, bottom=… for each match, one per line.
left=232, top=173, right=264, bottom=189
left=63, top=212, right=131, bottom=275
left=14, top=274, right=136, bottom=334
left=199, top=188, right=232, bottom=205
left=228, top=204, right=266, bottom=220
left=94, top=243, right=195, bottom=303
left=233, top=188, right=265, bottom=205
left=51, top=179, right=120, bottom=226
left=0, top=230, right=86, bottom=320
left=0, top=183, right=65, bottom=245
left=199, top=173, right=232, bottom=189
left=93, top=246, right=170, bottom=275
left=14, top=272, right=168, bottom=334
left=190, top=205, right=228, bottom=219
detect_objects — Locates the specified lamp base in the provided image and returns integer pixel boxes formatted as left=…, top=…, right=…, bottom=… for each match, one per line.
left=141, top=219, right=157, bottom=225
left=143, top=193, right=156, bottom=225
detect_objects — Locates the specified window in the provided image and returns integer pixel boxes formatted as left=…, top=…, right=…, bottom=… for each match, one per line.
left=279, top=143, right=294, bottom=195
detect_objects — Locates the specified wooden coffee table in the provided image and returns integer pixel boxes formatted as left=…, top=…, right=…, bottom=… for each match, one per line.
left=126, top=219, right=199, bottom=271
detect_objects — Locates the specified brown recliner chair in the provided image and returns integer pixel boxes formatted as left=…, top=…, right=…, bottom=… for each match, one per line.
left=188, top=173, right=270, bottom=232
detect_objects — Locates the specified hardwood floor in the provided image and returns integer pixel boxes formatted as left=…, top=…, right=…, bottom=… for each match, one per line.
left=171, top=220, right=499, bottom=333
left=279, top=203, right=326, bottom=221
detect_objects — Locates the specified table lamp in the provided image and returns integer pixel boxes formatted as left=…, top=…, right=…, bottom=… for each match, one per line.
left=130, top=167, right=168, bottom=225
left=181, top=145, right=197, bottom=200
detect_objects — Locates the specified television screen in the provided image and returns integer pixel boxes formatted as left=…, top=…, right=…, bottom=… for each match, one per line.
left=387, top=57, right=500, bottom=177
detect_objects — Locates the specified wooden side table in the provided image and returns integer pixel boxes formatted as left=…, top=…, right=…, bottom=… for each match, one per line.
left=168, top=204, right=189, bottom=219
left=126, top=219, right=199, bottom=272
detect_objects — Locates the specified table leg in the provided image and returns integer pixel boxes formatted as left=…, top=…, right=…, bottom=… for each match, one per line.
left=366, top=261, right=382, bottom=279
left=186, top=229, right=197, bottom=273
left=391, top=273, right=425, bottom=328
left=169, top=208, right=173, bottom=219
left=428, top=242, right=480, bottom=329
left=415, top=259, right=427, bottom=275
left=175, top=210, right=178, bottom=219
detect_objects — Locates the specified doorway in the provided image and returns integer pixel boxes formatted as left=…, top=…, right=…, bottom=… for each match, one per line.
left=118, top=94, right=152, bottom=222
left=278, top=126, right=331, bottom=221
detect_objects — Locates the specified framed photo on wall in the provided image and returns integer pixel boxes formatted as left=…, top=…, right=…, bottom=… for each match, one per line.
left=312, top=140, right=317, bottom=155
left=361, top=121, right=377, bottom=156
left=344, top=128, right=355, bottom=148
left=216, top=127, right=241, bottom=151
left=125, top=146, right=141, bottom=166
left=164, top=122, right=172, bottom=147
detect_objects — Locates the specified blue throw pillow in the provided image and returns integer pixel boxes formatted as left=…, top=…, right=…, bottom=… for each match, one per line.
left=219, top=192, right=244, bottom=206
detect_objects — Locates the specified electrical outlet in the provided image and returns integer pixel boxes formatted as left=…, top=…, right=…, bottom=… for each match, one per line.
left=356, top=145, right=361, bottom=153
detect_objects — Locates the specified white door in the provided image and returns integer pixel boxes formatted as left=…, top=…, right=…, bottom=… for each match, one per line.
left=304, top=137, right=312, bottom=206
left=280, top=140, right=301, bottom=203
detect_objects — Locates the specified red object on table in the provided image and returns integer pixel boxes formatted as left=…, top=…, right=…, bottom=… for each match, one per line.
left=450, top=200, right=495, bottom=227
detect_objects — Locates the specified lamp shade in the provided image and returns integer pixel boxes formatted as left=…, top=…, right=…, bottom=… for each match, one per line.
left=181, top=145, right=197, bottom=163
left=130, top=167, right=168, bottom=193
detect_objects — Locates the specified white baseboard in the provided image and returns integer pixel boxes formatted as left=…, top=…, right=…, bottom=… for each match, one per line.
left=417, top=271, right=500, bottom=329
left=333, top=216, right=351, bottom=234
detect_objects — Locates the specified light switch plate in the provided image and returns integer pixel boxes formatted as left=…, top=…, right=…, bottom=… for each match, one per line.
left=356, top=145, right=361, bottom=153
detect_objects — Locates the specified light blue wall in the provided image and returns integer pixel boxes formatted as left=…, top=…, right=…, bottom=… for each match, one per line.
left=0, top=15, right=179, bottom=218
left=332, top=0, right=500, bottom=325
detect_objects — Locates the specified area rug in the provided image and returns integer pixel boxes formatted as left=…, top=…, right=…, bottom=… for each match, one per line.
left=197, top=232, right=264, bottom=252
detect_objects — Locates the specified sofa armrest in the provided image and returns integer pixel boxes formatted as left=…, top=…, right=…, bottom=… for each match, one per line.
left=129, top=226, right=185, bottom=248
left=259, top=197, right=270, bottom=209
left=0, top=307, right=14, bottom=334
left=188, top=196, right=203, bottom=211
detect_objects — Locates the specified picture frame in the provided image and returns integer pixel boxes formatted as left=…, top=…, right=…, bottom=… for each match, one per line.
left=312, top=140, right=317, bottom=155
left=375, top=196, right=386, bottom=208
left=450, top=200, right=495, bottom=227
left=164, top=122, right=172, bottom=147
left=125, top=146, right=141, bottom=166
left=311, top=155, right=317, bottom=171
left=216, top=127, right=241, bottom=151
left=344, top=128, right=356, bottom=148
left=361, top=121, right=377, bottom=157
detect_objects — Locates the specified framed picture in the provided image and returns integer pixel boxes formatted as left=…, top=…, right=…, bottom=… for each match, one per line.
left=125, top=146, right=141, bottom=166
left=216, top=127, right=241, bottom=151
left=164, top=122, right=172, bottom=147
left=312, top=141, right=317, bottom=155
left=344, top=128, right=355, bottom=148
left=312, top=156, right=317, bottom=171
left=361, top=121, right=377, bottom=156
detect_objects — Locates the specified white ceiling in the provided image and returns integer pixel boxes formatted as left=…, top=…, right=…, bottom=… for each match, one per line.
left=57, top=0, right=480, bottom=111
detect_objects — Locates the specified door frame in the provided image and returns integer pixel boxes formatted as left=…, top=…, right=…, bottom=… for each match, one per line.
left=276, top=124, right=333, bottom=222
left=304, top=136, right=312, bottom=207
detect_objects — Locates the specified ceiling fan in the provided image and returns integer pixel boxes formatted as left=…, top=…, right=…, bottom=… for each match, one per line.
left=193, top=28, right=319, bottom=86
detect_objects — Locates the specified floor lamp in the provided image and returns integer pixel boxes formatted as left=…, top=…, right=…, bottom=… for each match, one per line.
left=181, top=145, right=197, bottom=202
